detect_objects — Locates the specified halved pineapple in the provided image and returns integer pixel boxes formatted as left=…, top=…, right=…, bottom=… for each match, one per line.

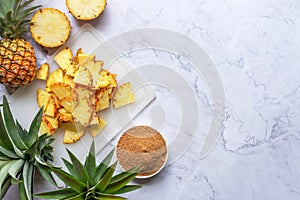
left=36, top=63, right=49, bottom=80
left=54, top=47, right=73, bottom=71
left=66, top=0, right=106, bottom=20
left=113, top=82, right=135, bottom=108
left=30, top=8, right=71, bottom=47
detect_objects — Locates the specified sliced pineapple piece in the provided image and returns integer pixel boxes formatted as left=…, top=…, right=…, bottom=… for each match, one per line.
left=46, top=68, right=64, bottom=92
left=82, top=60, right=103, bottom=88
left=95, top=88, right=110, bottom=112
left=113, top=82, right=135, bottom=109
left=66, top=62, right=79, bottom=77
left=37, top=89, right=51, bottom=111
left=78, top=53, right=96, bottom=66
left=30, top=8, right=71, bottom=47
left=66, top=0, right=106, bottom=20
left=63, top=121, right=85, bottom=144
left=97, top=70, right=117, bottom=89
left=45, top=116, right=59, bottom=129
left=64, top=74, right=75, bottom=88
left=73, top=48, right=83, bottom=63
left=50, top=82, right=72, bottom=100
left=40, top=116, right=55, bottom=135
left=73, top=66, right=92, bottom=87
left=59, top=96, right=73, bottom=113
left=44, top=95, right=58, bottom=117
left=88, top=117, right=107, bottom=138
left=54, top=47, right=73, bottom=71
left=36, top=63, right=49, bottom=80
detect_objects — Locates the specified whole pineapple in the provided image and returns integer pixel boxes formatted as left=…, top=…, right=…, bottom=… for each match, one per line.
left=0, top=0, right=40, bottom=93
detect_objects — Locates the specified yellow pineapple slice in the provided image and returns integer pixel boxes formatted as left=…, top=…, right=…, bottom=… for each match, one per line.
left=72, top=85, right=95, bottom=126
left=78, top=54, right=96, bottom=66
left=50, top=82, right=72, bottom=100
left=36, top=89, right=51, bottom=111
left=36, top=63, right=49, bottom=80
left=45, top=116, right=59, bottom=129
left=113, top=82, right=135, bottom=109
left=59, top=96, right=73, bottom=113
left=73, top=48, right=83, bottom=63
left=44, top=95, right=58, bottom=117
left=66, top=0, right=106, bottom=20
left=88, top=117, right=107, bottom=138
left=30, top=8, right=71, bottom=47
left=66, top=62, right=79, bottom=77
left=82, top=60, right=103, bottom=88
left=46, top=68, right=64, bottom=92
left=63, top=121, right=85, bottom=144
left=73, top=66, right=92, bottom=87
left=95, top=88, right=110, bottom=112
left=40, top=116, right=55, bottom=135
left=54, top=47, right=73, bottom=71
left=64, top=74, right=75, bottom=88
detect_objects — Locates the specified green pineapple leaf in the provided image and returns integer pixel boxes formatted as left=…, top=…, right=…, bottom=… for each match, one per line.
left=96, top=161, right=117, bottom=192
left=94, top=148, right=115, bottom=183
left=66, top=149, right=91, bottom=183
left=33, top=188, right=78, bottom=199
left=0, top=95, right=57, bottom=199
left=51, top=167, right=86, bottom=193
left=2, top=96, right=27, bottom=151
left=84, top=141, right=96, bottom=180
left=35, top=141, right=141, bottom=199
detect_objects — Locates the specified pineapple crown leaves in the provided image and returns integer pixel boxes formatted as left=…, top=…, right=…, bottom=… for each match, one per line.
left=0, top=95, right=57, bottom=200
left=35, top=141, right=142, bottom=200
left=0, top=0, right=41, bottom=39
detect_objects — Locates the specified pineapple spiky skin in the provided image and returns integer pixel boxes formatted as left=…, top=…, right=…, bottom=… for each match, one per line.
left=0, top=0, right=40, bottom=93
left=0, top=39, right=37, bottom=93
left=0, top=96, right=57, bottom=199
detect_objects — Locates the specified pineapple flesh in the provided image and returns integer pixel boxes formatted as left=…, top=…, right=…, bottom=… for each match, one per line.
left=30, top=8, right=71, bottom=48
left=0, top=0, right=40, bottom=93
left=66, top=0, right=106, bottom=20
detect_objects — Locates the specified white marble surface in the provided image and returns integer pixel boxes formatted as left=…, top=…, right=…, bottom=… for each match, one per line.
left=2, top=0, right=300, bottom=199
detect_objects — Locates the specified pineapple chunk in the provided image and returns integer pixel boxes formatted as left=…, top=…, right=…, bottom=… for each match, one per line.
left=54, top=47, right=73, bottom=71
left=40, top=116, right=55, bottom=135
left=95, top=89, right=110, bottom=112
left=97, top=70, right=117, bottom=89
left=73, top=66, right=92, bottom=87
left=63, top=122, right=85, bottom=144
left=64, top=74, right=75, bottom=88
left=88, top=117, right=107, bottom=138
left=37, top=89, right=51, bottom=111
left=44, top=95, right=58, bottom=117
left=66, top=0, right=106, bottom=20
left=46, top=68, right=64, bottom=92
left=59, top=96, right=73, bottom=113
left=66, top=62, right=79, bottom=77
left=30, top=8, right=71, bottom=47
left=45, top=116, right=59, bottom=129
left=78, top=54, right=96, bottom=66
left=50, top=82, right=72, bottom=100
left=113, top=83, right=135, bottom=109
left=36, top=63, right=49, bottom=80
left=82, top=60, right=103, bottom=88
left=73, top=48, right=83, bottom=63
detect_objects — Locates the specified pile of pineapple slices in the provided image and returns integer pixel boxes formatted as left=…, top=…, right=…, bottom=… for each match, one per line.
left=36, top=47, right=135, bottom=144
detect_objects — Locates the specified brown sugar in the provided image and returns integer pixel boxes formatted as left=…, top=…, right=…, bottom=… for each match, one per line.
left=116, top=125, right=167, bottom=177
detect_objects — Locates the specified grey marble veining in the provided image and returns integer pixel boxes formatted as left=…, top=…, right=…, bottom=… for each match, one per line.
left=2, top=0, right=300, bottom=199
